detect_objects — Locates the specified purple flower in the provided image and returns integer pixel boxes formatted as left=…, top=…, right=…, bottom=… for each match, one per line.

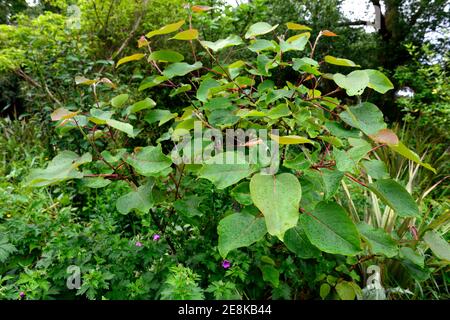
left=152, top=234, right=160, bottom=241
left=222, top=260, right=231, bottom=269
left=19, top=291, right=25, bottom=298
left=135, top=241, right=143, bottom=247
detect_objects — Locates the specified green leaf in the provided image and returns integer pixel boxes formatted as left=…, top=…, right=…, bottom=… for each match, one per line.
left=207, top=108, right=240, bottom=128
left=201, top=35, right=243, bottom=52
left=170, top=84, right=191, bottom=97
left=280, top=33, right=309, bottom=52
left=320, top=283, right=331, bottom=299
left=162, top=62, right=203, bottom=78
left=173, top=195, right=204, bottom=219
left=267, top=103, right=291, bottom=119
left=361, top=159, right=390, bottom=179
left=245, top=22, right=279, bottom=39
left=116, top=179, right=154, bottom=214
left=218, top=212, right=267, bottom=258
left=0, top=236, right=17, bottom=263
left=170, top=29, right=198, bottom=40
left=129, top=98, right=156, bottom=113
left=106, top=119, right=135, bottom=137
left=115, top=53, right=145, bottom=68
left=124, top=145, right=172, bottom=176
left=357, top=222, right=398, bottom=257
left=366, top=69, right=394, bottom=94
left=230, top=182, right=253, bottom=205
left=286, top=22, right=311, bottom=31
left=284, top=226, right=321, bottom=258
left=324, top=55, right=360, bottom=67
left=423, top=231, right=450, bottom=261
left=146, top=20, right=185, bottom=38
left=198, top=152, right=253, bottom=189
left=111, top=94, right=129, bottom=108
left=260, top=265, right=280, bottom=287
left=248, top=39, right=276, bottom=52
left=269, top=134, right=313, bottom=145
left=139, top=75, right=168, bottom=91
left=24, top=151, right=92, bottom=187
left=333, top=70, right=369, bottom=96
left=399, top=247, right=424, bottom=268
left=149, top=50, right=184, bottom=63
left=339, top=102, right=386, bottom=135
left=82, top=177, right=112, bottom=188
left=144, top=109, right=177, bottom=126
left=196, top=78, right=220, bottom=102
left=336, top=281, right=356, bottom=300
left=320, top=169, right=344, bottom=199
left=250, top=173, right=302, bottom=239
left=389, top=142, right=436, bottom=173
left=300, top=201, right=361, bottom=256
left=368, top=179, right=419, bottom=217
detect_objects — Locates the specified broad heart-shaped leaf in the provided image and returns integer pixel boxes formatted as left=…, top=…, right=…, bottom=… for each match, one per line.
left=162, top=62, right=202, bottom=78
left=145, top=20, right=185, bottom=38
left=250, top=173, right=302, bottom=239
left=149, top=50, right=184, bottom=63
left=116, top=179, right=154, bottom=214
left=339, top=102, right=387, bottom=135
left=368, top=179, right=419, bottom=217
left=333, top=70, right=369, bottom=96
left=357, top=222, right=398, bottom=258
left=423, top=231, right=450, bottom=261
left=218, top=211, right=267, bottom=258
left=124, top=145, right=172, bottom=176
left=324, top=55, right=360, bottom=67
left=269, top=134, right=313, bottom=145
left=115, top=53, right=145, bottom=68
left=366, top=69, right=394, bottom=94
left=144, top=109, right=177, bottom=126
left=389, top=141, right=436, bottom=173
left=170, top=29, right=198, bottom=40
left=24, top=151, right=92, bottom=187
left=129, top=98, right=156, bottom=113
left=245, top=22, right=279, bottom=39
left=299, top=201, right=362, bottom=256
left=284, top=225, right=321, bottom=259
left=111, top=94, right=129, bottom=108
left=198, top=152, right=253, bottom=189
left=200, top=35, right=243, bottom=52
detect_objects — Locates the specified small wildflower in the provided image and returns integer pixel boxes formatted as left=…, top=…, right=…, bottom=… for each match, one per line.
left=222, top=260, right=231, bottom=269
left=153, top=234, right=160, bottom=241
left=19, top=291, right=25, bottom=299
left=135, top=241, right=143, bottom=247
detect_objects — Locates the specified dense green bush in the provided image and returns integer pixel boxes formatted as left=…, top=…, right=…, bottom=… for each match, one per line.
left=0, top=2, right=448, bottom=301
